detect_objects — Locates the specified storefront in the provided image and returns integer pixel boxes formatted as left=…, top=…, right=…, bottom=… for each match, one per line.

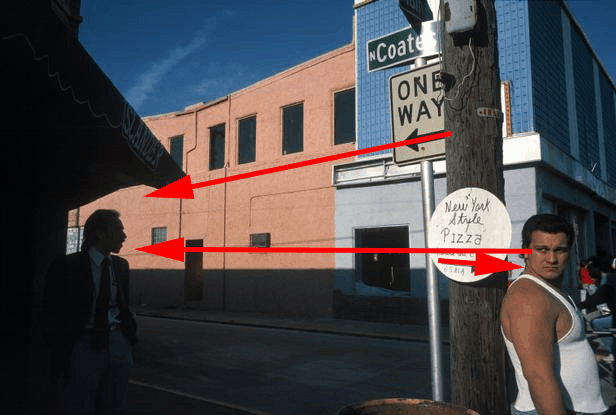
left=331, top=0, right=616, bottom=322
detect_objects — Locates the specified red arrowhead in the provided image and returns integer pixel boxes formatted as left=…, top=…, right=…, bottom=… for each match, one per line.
left=439, top=253, right=523, bottom=277
left=146, top=175, right=195, bottom=199
left=136, top=237, right=186, bottom=262
left=474, top=253, right=523, bottom=276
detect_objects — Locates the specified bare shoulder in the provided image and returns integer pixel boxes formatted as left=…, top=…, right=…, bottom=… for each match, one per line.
left=501, top=278, right=555, bottom=335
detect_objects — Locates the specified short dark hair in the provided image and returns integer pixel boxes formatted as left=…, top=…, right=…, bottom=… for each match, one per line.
left=81, top=209, right=121, bottom=252
left=588, top=254, right=615, bottom=275
left=521, top=214, right=575, bottom=250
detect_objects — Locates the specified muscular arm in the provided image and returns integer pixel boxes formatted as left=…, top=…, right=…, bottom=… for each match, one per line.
left=505, top=283, right=567, bottom=415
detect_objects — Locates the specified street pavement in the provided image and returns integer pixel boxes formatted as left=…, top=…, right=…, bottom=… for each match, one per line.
left=127, top=381, right=263, bottom=415
left=132, top=304, right=447, bottom=343
left=129, top=304, right=616, bottom=414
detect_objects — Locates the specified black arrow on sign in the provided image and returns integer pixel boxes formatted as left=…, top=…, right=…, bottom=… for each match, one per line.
left=406, top=128, right=420, bottom=152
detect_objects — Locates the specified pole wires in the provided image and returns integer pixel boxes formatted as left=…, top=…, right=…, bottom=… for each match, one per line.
left=434, top=0, right=477, bottom=103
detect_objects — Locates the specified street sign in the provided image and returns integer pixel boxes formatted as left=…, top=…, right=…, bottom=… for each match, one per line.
left=389, top=62, right=445, bottom=164
left=427, top=187, right=513, bottom=283
left=367, top=20, right=441, bottom=72
left=399, top=0, right=433, bottom=22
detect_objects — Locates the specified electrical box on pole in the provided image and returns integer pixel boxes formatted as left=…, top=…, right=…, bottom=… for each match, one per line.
left=444, top=0, right=477, bottom=33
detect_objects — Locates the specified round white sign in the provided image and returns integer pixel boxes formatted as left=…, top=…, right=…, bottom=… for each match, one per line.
left=427, top=187, right=512, bottom=283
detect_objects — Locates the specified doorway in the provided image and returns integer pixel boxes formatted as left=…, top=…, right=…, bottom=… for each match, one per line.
left=185, top=239, right=204, bottom=301
left=354, top=226, right=410, bottom=292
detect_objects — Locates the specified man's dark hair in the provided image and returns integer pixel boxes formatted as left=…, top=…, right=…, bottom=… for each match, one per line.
left=588, top=254, right=615, bottom=278
left=81, top=209, right=121, bottom=252
left=521, top=213, right=575, bottom=250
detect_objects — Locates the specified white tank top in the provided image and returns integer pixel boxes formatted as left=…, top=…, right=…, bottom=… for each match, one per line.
left=502, top=274, right=607, bottom=413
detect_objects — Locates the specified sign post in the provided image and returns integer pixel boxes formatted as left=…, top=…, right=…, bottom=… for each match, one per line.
left=410, top=57, right=444, bottom=402
left=384, top=1, right=445, bottom=401
left=420, top=155, right=443, bottom=401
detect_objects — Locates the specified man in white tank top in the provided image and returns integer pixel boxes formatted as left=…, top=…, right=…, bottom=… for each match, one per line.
left=500, top=214, right=608, bottom=415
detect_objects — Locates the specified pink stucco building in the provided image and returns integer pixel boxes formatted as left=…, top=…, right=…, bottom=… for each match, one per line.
left=74, top=43, right=356, bottom=317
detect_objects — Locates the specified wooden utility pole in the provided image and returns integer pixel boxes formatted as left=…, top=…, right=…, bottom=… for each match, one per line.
left=441, top=1, right=509, bottom=414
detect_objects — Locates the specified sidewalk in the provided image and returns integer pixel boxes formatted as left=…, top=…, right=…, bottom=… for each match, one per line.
left=133, top=304, right=450, bottom=344
left=133, top=304, right=616, bottom=411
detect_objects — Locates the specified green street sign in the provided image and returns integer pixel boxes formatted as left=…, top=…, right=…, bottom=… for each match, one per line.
left=366, top=20, right=440, bottom=72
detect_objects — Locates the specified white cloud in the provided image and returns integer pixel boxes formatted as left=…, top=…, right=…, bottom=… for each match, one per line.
left=190, top=64, right=251, bottom=98
left=126, top=9, right=236, bottom=112
left=126, top=33, right=207, bottom=111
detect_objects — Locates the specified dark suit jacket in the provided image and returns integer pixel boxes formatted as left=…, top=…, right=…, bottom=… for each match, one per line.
left=40, top=251, right=138, bottom=380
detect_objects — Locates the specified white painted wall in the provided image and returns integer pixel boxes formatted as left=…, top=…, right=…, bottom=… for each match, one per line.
left=335, top=167, right=539, bottom=297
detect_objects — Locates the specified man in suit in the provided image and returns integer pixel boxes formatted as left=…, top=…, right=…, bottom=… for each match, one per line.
left=41, top=209, right=137, bottom=415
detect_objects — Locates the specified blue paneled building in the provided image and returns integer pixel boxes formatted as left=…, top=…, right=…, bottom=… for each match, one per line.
left=332, top=0, right=616, bottom=321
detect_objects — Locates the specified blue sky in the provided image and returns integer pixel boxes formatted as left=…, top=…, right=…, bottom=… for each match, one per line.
left=79, top=0, right=354, bottom=116
left=78, top=0, right=615, bottom=117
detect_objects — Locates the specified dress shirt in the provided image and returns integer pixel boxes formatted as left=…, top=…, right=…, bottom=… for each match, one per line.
left=87, top=247, right=122, bottom=328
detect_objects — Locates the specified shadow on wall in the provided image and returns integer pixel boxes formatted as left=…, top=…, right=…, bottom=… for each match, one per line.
left=333, top=290, right=450, bottom=326
left=131, top=267, right=450, bottom=324
left=130, top=268, right=337, bottom=319
left=333, top=267, right=450, bottom=325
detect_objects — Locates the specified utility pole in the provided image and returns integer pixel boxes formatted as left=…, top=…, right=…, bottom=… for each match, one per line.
left=441, top=1, right=508, bottom=414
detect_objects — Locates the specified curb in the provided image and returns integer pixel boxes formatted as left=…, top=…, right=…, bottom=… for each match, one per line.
left=135, top=311, right=449, bottom=344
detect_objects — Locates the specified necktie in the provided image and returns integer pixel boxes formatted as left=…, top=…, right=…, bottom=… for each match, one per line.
left=92, top=258, right=111, bottom=349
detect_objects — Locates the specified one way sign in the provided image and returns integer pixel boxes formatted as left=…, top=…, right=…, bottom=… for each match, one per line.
left=389, top=62, right=445, bottom=164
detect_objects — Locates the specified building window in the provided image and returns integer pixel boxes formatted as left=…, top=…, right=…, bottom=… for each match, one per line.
left=334, top=88, right=355, bottom=145
left=210, top=124, right=225, bottom=170
left=238, top=116, right=256, bottom=164
left=282, top=103, right=303, bottom=155
left=170, top=135, right=184, bottom=169
left=152, top=227, right=167, bottom=245
left=250, top=233, right=271, bottom=248
left=66, top=226, right=83, bottom=254
left=355, top=226, right=410, bottom=292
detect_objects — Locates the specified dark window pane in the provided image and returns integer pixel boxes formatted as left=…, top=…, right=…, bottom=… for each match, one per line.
left=250, top=233, right=271, bottom=248
left=66, top=226, right=83, bottom=254
left=170, top=135, right=184, bottom=169
left=334, top=89, right=355, bottom=145
left=283, top=103, right=303, bottom=155
left=238, top=116, right=256, bottom=164
left=210, top=124, right=225, bottom=170
left=152, top=227, right=167, bottom=244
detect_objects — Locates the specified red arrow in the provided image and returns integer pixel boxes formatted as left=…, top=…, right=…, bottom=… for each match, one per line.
left=136, top=238, right=529, bottom=276
left=438, top=253, right=524, bottom=276
left=146, top=131, right=451, bottom=199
